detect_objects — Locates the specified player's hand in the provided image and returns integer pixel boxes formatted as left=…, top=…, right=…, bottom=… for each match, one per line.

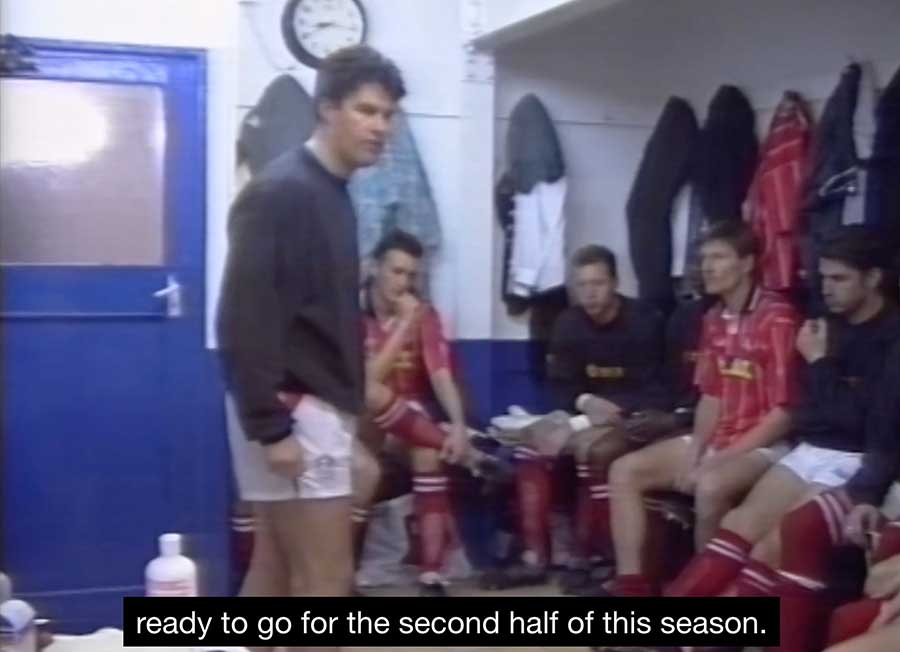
left=871, top=588, right=900, bottom=630
left=588, top=410, right=624, bottom=428
left=796, top=318, right=828, bottom=363
left=277, top=391, right=302, bottom=411
left=675, top=439, right=704, bottom=493
left=526, top=412, right=575, bottom=457
left=580, top=395, right=623, bottom=422
left=396, top=293, right=423, bottom=324
left=865, top=555, right=900, bottom=600
left=698, top=448, right=739, bottom=473
left=623, top=410, right=679, bottom=444
left=441, top=424, right=470, bottom=465
left=844, top=502, right=883, bottom=548
left=264, top=435, right=305, bottom=478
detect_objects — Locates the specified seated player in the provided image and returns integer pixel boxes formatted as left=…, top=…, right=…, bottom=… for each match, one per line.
left=604, top=220, right=801, bottom=597
left=488, top=244, right=670, bottom=589
left=568, top=287, right=708, bottom=593
left=721, top=334, right=900, bottom=652
left=667, top=226, right=900, bottom=602
left=351, top=229, right=502, bottom=596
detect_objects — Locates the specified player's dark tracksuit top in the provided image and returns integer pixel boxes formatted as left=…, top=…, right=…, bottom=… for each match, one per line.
left=789, top=303, right=900, bottom=503
left=663, top=298, right=708, bottom=426
left=218, top=146, right=365, bottom=444
left=847, top=329, right=900, bottom=505
left=547, top=296, right=667, bottom=414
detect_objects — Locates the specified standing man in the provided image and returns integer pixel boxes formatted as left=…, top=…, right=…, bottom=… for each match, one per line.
left=217, top=44, right=405, bottom=637
left=605, top=220, right=801, bottom=597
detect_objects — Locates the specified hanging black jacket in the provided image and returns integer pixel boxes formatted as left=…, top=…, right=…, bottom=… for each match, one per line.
left=864, top=64, right=900, bottom=254
left=506, top=93, right=565, bottom=194
left=237, top=74, right=315, bottom=176
left=804, top=65, right=861, bottom=230
left=694, top=85, right=758, bottom=223
left=626, top=97, right=699, bottom=316
left=802, top=64, right=863, bottom=313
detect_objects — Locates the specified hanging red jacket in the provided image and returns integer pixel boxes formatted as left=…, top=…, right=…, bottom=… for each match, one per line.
left=745, top=92, right=813, bottom=291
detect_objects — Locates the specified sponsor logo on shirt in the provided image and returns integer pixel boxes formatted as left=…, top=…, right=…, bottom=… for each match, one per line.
left=719, top=357, right=756, bottom=380
left=586, top=365, right=626, bottom=379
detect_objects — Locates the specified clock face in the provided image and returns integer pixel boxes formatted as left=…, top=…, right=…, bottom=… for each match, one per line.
left=283, top=0, right=367, bottom=67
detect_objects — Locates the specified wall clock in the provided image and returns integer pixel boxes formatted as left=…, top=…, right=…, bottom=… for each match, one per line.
left=281, top=0, right=368, bottom=68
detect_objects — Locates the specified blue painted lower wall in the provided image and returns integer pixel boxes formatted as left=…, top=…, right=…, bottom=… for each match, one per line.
left=453, top=339, right=552, bottom=428
left=2, top=348, right=231, bottom=634
left=3, top=340, right=543, bottom=632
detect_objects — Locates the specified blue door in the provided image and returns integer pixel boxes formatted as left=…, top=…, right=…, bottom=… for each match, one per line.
left=1, top=39, right=229, bottom=631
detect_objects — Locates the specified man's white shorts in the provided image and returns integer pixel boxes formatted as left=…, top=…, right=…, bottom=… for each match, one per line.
left=226, top=393, right=355, bottom=501
left=680, top=434, right=790, bottom=463
left=777, top=442, right=862, bottom=487
left=773, top=444, right=900, bottom=517
left=881, top=483, right=900, bottom=519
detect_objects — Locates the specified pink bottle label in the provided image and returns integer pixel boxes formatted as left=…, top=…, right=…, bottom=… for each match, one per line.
left=146, top=579, right=196, bottom=597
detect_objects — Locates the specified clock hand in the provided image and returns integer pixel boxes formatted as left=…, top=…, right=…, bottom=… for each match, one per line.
left=324, top=24, right=356, bottom=32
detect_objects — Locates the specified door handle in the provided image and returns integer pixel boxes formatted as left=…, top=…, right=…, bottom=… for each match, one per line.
left=152, top=274, right=183, bottom=318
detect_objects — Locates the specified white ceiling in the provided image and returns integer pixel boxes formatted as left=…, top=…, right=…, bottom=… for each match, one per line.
left=491, top=0, right=900, bottom=106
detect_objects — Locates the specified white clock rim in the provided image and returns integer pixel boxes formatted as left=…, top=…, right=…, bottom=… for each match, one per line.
left=292, top=0, right=364, bottom=26
left=292, top=1, right=365, bottom=53
left=282, top=0, right=367, bottom=68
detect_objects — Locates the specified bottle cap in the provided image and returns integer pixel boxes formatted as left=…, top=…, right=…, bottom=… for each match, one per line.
left=159, top=533, right=182, bottom=557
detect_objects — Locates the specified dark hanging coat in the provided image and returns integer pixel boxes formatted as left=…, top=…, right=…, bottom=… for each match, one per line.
left=626, top=97, right=699, bottom=316
left=865, top=63, right=900, bottom=255
left=693, top=85, right=759, bottom=224
left=237, top=74, right=315, bottom=176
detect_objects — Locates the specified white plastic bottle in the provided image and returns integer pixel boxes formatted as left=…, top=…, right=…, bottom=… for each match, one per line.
left=0, top=572, right=12, bottom=603
left=0, top=599, right=37, bottom=652
left=145, top=533, right=198, bottom=597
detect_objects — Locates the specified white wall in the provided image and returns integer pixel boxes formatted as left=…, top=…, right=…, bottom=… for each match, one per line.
left=676, top=0, right=900, bottom=129
left=493, top=0, right=900, bottom=104
left=485, top=0, right=576, bottom=30
left=235, top=0, right=465, bottom=337
left=0, top=0, right=233, bottom=48
left=480, top=0, right=623, bottom=48
left=2, top=0, right=241, bottom=347
left=487, top=0, right=900, bottom=339
left=8, top=0, right=899, bottom=347
left=491, top=15, right=673, bottom=339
